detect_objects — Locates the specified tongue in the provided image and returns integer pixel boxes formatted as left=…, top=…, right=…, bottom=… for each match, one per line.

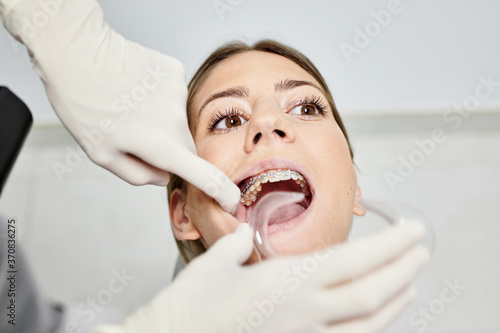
left=268, top=203, right=305, bottom=225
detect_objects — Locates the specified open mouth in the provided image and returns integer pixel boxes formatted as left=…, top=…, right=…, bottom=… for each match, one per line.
left=236, top=169, right=313, bottom=227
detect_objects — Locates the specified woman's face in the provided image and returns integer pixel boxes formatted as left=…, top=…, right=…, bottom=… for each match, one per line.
left=170, top=51, right=365, bottom=260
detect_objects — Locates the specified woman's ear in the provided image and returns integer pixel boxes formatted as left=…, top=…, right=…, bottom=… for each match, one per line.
left=169, top=188, right=201, bottom=241
left=353, top=185, right=367, bottom=216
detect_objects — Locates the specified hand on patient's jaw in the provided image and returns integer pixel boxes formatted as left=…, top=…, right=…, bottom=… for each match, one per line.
left=93, top=222, right=429, bottom=333
left=0, top=0, right=240, bottom=213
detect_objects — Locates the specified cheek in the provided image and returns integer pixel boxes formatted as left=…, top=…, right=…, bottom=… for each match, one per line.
left=304, top=122, right=353, bottom=179
left=195, top=135, right=241, bottom=171
left=189, top=134, right=243, bottom=247
left=306, top=123, right=356, bottom=233
left=186, top=186, right=238, bottom=247
left=317, top=122, right=351, bottom=158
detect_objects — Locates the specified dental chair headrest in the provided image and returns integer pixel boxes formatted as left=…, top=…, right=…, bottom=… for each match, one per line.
left=0, top=86, right=33, bottom=195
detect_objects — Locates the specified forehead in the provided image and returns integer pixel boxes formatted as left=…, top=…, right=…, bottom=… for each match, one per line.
left=192, top=51, right=319, bottom=108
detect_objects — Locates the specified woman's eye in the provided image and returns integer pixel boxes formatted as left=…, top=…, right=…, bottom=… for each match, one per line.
left=215, top=115, right=247, bottom=129
left=290, top=104, right=319, bottom=116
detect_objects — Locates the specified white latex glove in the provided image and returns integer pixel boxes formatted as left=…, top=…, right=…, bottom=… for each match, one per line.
left=93, top=222, right=429, bottom=333
left=0, top=0, right=240, bottom=213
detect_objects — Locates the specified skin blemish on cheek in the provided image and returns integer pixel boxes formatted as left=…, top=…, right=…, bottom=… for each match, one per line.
left=348, top=186, right=353, bottom=196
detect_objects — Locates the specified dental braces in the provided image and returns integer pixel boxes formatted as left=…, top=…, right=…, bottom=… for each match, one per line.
left=241, top=170, right=301, bottom=196
left=240, top=169, right=310, bottom=206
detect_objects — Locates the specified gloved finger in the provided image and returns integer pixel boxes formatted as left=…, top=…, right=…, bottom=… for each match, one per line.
left=174, top=151, right=240, bottom=214
left=205, top=223, right=254, bottom=265
left=150, top=146, right=240, bottom=214
left=92, top=325, right=122, bottom=333
left=0, top=0, right=16, bottom=18
left=319, top=246, right=428, bottom=323
left=325, top=286, right=417, bottom=333
left=309, top=222, right=426, bottom=287
left=94, top=151, right=170, bottom=186
left=115, top=127, right=240, bottom=213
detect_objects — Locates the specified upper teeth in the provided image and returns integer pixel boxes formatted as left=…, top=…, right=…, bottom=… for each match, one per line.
left=239, top=169, right=310, bottom=206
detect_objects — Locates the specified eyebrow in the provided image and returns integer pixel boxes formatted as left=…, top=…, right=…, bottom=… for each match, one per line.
left=197, top=86, right=249, bottom=120
left=197, top=79, right=324, bottom=120
left=274, top=79, right=323, bottom=94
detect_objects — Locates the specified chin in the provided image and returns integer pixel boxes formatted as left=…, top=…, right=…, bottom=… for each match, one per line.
left=267, top=205, right=342, bottom=256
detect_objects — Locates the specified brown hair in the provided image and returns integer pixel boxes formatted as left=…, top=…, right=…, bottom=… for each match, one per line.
left=168, top=39, right=353, bottom=263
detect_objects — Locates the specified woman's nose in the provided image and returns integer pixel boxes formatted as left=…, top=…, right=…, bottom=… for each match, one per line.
left=243, top=99, right=296, bottom=153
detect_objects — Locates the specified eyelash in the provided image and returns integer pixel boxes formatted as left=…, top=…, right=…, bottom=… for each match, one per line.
left=207, top=95, right=330, bottom=132
left=208, top=107, right=247, bottom=132
left=293, top=95, right=330, bottom=118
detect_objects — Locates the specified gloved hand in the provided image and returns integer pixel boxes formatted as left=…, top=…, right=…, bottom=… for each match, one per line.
left=93, top=222, right=429, bottom=333
left=0, top=0, right=240, bottom=213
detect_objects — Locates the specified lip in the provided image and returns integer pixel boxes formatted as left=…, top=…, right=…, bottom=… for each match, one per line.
left=233, top=156, right=314, bottom=192
left=232, top=156, right=315, bottom=228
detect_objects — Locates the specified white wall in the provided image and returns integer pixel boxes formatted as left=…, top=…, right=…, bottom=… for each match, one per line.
left=346, top=113, right=500, bottom=333
left=1, top=1, right=499, bottom=332
left=1, top=113, right=499, bottom=332
left=0, top=126, right=179, bottom=330
left=1, top=0, right=500, bottom=123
